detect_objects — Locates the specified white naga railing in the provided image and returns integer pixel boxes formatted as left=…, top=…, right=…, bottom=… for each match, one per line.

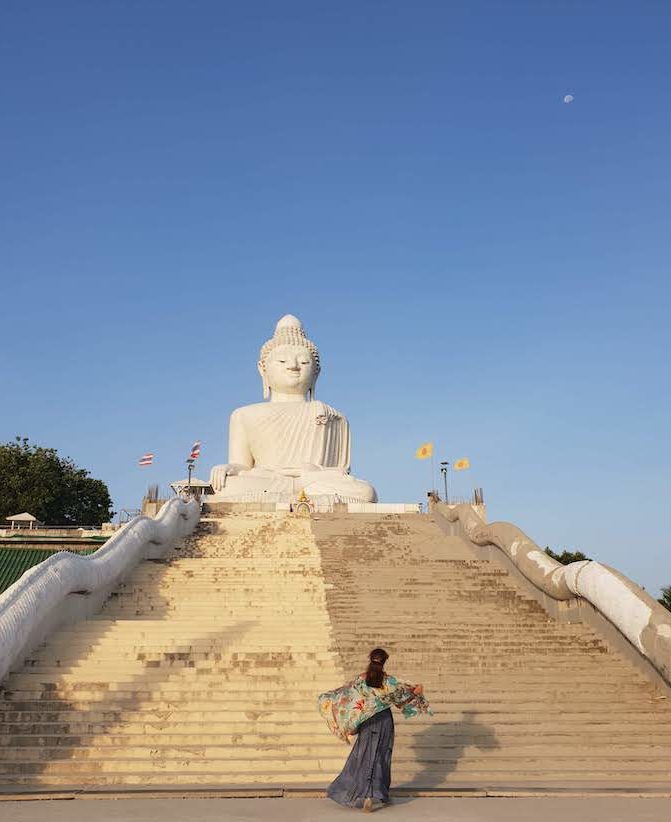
left=434, top=502, right=671, bottom=687
left=0, top=497, right=200, bottom=684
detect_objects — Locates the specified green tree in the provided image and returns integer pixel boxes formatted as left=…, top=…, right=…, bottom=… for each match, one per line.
left=545, top=546, right=591, bottom=565
left=658, top=586, right=671, bottom=612
left=0, top=437, right=113, bottom=526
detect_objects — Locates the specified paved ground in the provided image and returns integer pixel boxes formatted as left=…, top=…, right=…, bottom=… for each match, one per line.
left=1, top=797, right=670, bottom=822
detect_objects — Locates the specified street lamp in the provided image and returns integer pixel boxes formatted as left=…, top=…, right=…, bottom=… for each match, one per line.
left=440, top=461, right=449, bottom=503
left=186, top=458, right=195, bottom=491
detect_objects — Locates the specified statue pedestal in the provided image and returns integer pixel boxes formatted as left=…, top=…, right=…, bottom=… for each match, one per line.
left=208, top=465, right=377, bottom=505
left=201, top=497, right=422, bottom=515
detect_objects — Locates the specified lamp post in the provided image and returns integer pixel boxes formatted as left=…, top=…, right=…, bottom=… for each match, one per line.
left=186, top=458, right=195, bottom=491
left=440, top=461, right=449, bottom=503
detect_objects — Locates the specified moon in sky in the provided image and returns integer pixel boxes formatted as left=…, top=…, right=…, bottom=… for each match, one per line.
left=563, top=94, right=574, bottom=104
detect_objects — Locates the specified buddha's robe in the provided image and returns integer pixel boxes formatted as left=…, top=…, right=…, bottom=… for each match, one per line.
left=214, top=400, right=377, bottom=502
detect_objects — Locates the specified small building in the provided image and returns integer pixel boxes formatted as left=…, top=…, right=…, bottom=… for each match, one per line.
left=169, top=478, right=213, bottom=497
left=5, top=512, right=42, bottom=531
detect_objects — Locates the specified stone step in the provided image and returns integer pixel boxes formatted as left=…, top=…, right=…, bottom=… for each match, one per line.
left=116, top=576, right=510, bottom=584
left=16, top=668, right=344, bottom=680
left=56, top=615, right=564, bottom=625
left=123, top=572, right=505, bottom=579
left=2, top=674, right=654, bottom=693
left=3, top=691, right=656, bottom=708
left=2, top=756, right=670, bottom=776
left=120, top=578, right=331, bottom=583
left=15, top=663, right=632, bottom=677
left=4, top=718, right=669, bottom=735
left=6, top=730, right=671, bottom=746
left=121, top=583, right=518, bottom=589
left=113, top=597, right=543, bottom=605
left=121, top=592, right=531, bottom=597
left=21, top=652, right=622, bottom=666
left=123, top=567, right=507, bottom=571
left=27, top=663, right=615, bottom=675
left=40, top=633, right=598, bottom=643
left=132, top=605, right=545, bottom=612
left=17, top=668, right=639, bottom=685
left=116, top=584, right=522, bottom=591
left=30, top=644, right=606, bottom=658
left=23, top=659, right=621, bottom=672
left=36, top=638, right=340, bottom=647
left=13, top=723, right=664, bottom=737
left=0, top=738, right=671, bottom=772
left=2, top=702, right=665, bottom=716
left=14, top=679, right=647, bottom=695
left=24, top=648, right=614, bottom=661
left=61, top=614, right=576, bottom=624
left=39, top=639, right=617, bottom=649
left=108, top=599, right=545, bottom=606
left=113, top=578, right=532, bottom=585
left=30, top=644, right=612, bottom=656
left=36, top=631, right=609, bottom=644
left=117, top=582, right=529, bottom=588
left=129, top=555, right=487, bottom=562
left=38, top=642, right=600, bottom=653
left=96, top=615, right=594, bottom=629
left=26, top=645, right=342, bottom=670
left=26, top=632, right=603, bottom=646
left=3, top=770, right=671, bottom=787
left=3, top=703, right=668, bottom=719
left=22, top=648, right=623, bottom=661
left=102, top=619, right=579, bottom=628
left=0, top=688, right=654, bottom=707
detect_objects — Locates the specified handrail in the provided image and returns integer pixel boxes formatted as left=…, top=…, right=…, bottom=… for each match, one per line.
left=0, top=497, right=200, bottom=684
left=434, top=502, right=671, bottom=686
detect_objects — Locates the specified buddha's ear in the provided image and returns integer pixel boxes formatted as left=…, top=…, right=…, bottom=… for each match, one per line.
left=257, top=360, right=270, bottom=399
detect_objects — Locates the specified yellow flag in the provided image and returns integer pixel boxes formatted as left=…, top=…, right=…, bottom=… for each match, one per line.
left=415, top=442, right=433, bottom=460
left=453, top=457, right=470, bottom=471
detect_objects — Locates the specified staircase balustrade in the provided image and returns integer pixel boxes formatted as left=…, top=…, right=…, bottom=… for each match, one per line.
left=0, top=498, right=200, bottom=684
left=434, top=502, right=671, bottom=688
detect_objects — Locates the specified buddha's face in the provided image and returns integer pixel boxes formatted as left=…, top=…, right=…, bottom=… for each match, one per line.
left=260, top=344, right=317, bottom=396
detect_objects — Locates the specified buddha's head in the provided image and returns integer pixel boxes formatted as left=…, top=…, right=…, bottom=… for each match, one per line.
left=258, top=315, right=321, bottom=400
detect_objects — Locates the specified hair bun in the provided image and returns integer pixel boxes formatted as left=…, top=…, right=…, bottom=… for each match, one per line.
left=366, top=648, right=389, bottom=688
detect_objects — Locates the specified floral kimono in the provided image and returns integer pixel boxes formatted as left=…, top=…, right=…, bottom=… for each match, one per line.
left=318, top=673, right=432, bottom=742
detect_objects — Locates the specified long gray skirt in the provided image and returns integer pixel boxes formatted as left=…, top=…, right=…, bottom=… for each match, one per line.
left=327, top=708, right=394, bottom=808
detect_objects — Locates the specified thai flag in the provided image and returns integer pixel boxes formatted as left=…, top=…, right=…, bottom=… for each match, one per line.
left=138, top=453, right=154, bottom=467
left=190, top=441, right=201, bottom=459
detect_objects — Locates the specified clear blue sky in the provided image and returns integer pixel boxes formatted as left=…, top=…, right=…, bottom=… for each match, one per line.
left=2, top=2, right=670, bottom=595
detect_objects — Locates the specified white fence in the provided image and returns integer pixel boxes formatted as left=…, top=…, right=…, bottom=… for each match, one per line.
left=346, top=503, right=422, bottom=514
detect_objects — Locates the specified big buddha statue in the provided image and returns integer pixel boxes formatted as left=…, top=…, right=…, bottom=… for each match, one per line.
left=209, top=314, right=377, bottom=503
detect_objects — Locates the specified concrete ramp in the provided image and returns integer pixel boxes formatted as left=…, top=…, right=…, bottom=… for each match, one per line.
left=0, top=512, right=670, bottom=793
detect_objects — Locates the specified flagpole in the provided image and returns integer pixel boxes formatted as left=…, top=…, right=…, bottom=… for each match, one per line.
left=431, top=451, right=435, bottom=495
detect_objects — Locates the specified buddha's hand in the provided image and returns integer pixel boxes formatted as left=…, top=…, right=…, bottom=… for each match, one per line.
left=209, top=464, right=243, bottom=491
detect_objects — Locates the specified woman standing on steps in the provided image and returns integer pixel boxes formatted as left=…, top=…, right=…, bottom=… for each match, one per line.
left=318, top=648, right=432, bottom=812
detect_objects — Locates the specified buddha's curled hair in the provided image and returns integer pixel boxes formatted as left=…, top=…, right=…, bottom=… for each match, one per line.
left=258, top=314, right=321, bottom=375
left=365, top=647, right=389, bottom=688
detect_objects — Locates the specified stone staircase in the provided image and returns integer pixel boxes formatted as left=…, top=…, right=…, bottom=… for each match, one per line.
left=1, top=511, right=670, bottom=792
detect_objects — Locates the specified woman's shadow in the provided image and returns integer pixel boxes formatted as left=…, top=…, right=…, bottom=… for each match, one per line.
left=399, top=710, right=500, bottom=792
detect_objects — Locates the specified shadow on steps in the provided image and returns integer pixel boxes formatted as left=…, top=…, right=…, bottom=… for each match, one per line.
left=0, top=620, right=257, bottom=784
left=403, top=711, right=499, bottom=789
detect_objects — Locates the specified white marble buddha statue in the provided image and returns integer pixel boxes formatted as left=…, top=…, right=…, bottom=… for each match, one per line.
left=209, top=314, right=377, bottom=503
